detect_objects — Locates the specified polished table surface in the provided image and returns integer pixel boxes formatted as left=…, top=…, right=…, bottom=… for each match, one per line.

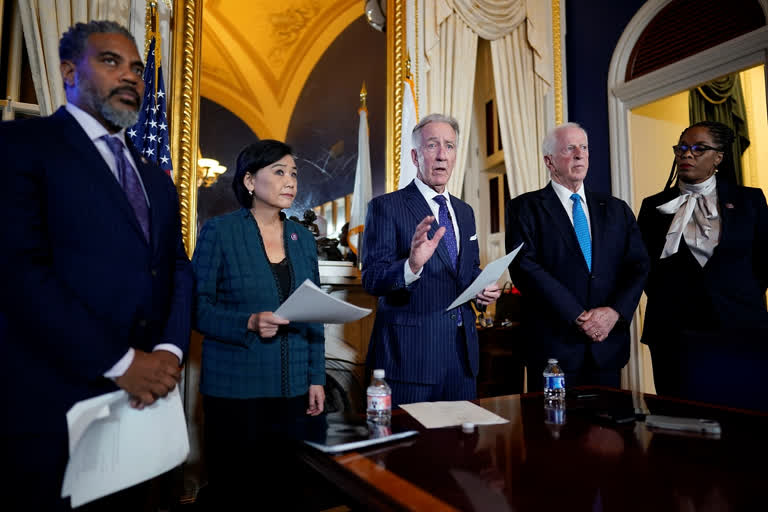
left=300, top=388, right=768, bottom=511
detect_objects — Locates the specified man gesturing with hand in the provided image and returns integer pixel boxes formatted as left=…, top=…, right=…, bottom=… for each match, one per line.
left=362, top=114, right=500, bottom=406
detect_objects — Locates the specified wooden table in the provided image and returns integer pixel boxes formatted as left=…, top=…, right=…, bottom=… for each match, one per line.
left=300, top=388, right=768, bottom=511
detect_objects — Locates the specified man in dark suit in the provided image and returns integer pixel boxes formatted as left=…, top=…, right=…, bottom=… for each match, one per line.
left=0, top=21, right=193, bottom=510
left=362, top=114, right=500, bottom=406
left=505, top=123, right=648, bottom=390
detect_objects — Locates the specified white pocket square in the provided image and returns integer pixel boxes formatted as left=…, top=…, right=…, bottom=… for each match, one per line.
left=469, top=234, right=478, bottom=241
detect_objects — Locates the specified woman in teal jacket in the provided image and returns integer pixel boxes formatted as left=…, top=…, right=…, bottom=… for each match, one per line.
left=192, top=139, right=325, bottom=508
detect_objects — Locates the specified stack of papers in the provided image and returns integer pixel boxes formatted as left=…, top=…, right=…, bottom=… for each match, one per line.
left=274, top=279, right=372, bottom=323
left=62, top=387, right=189, bottom=507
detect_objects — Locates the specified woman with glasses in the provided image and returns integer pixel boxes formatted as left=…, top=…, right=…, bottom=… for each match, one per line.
left=637, top=121, right=768, bottom=408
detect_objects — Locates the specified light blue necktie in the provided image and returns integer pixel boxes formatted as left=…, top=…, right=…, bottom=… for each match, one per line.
left=570, top=193, right=591, bottom=272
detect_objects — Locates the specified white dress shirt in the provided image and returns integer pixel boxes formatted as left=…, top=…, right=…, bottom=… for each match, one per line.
left=65, top=102, right=181, bottom=377
left=550, top=179, right=592, bottom=238
left=404, top=177, right=461, bottom=284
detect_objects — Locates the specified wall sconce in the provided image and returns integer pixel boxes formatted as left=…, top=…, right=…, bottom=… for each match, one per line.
left=197, top=156, right=227, bottom=188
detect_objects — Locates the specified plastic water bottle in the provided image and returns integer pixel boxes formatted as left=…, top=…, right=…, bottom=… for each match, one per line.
left=543, top=358, right=565, bottom=401
left=366, top=369, right=392, bottom=423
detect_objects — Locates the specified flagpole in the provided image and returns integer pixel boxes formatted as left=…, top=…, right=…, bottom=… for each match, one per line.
left=357, top=83, right=367, bottom=270
left=348, top=82, right=372, bottom=270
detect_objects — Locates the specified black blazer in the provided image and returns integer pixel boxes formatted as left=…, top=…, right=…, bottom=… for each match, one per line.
left=0, top=107, right=193, bottom=437
left=505, top=183, right=649, bottom=372
left=637, top=178, right=768, bottom=345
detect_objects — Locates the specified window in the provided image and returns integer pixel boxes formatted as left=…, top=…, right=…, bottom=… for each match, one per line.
left=0, top=1, right=41, bottom=120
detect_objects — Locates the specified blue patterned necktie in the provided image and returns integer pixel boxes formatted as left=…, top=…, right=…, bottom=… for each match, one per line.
left=102, top=135, right=150, bottom=242
left=433, top=195, right=457, bottom=269
left=433, top=194, right=462, bottom=326
left=570, top=193, right=591, bottom=272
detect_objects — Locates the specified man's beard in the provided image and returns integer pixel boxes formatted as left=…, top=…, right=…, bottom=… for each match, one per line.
left=75, top=72, right=140, bottom=129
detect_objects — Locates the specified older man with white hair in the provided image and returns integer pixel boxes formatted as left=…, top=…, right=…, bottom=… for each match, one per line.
left=362, top=113, right=500, bottom=405
left=505, top=123, right=648, bottom=391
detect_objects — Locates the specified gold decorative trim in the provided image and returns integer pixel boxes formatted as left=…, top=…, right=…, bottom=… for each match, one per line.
left=144, top=2, right=154, bottom=58
left=414, top=0, right=419, bottom=108
left=387, top=0, right=406, bottom=192
left=552, top=0, right=563, bottom=124
left=169, top=0, right=203, bottom=256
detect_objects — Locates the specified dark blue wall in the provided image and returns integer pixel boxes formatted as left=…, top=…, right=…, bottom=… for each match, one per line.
left=197, top=97, right=257, bottom=228
left=565, top=0, right=646, bottom=195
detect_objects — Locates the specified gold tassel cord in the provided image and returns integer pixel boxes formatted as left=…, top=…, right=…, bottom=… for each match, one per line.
left=696, top=86, right=730, bottom=105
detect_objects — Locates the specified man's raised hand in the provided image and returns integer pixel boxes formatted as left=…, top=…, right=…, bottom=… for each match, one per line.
left=408, top=215, right=445, bottom=274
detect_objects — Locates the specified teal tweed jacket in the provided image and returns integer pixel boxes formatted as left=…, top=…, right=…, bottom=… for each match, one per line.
left=192, top=209, right=325, bottom=398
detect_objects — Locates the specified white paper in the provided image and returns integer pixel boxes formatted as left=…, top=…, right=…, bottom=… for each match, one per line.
left=446, top=243, right=523, bottom=311
left=399, top=401, right=509, bottom=429
left=61, top=387, right=189, bottom=508
left=274, top=278, right=372, bottom=324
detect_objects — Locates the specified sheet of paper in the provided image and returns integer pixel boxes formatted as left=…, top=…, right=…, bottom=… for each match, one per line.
left=399, top=401, right=509, bottom=429
left=65, top=390, right=125, bottom=456
left=274, top=278, right=372, bottom=324
left=61, top=387, right=189, bottom=508
left=446, top=243, right=523, bottom=310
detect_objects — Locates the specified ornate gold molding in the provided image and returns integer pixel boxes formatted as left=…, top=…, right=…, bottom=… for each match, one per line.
left=414, top=0, right=419, bottom=109
left=386, top=0, right=406, bottom=192
left=169, top=0, right=203, bottom=256
left=552, top=0, right=563, bottom=124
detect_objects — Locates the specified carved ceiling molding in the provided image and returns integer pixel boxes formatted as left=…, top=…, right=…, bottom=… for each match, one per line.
left=201, top=0, right=362, bottom=139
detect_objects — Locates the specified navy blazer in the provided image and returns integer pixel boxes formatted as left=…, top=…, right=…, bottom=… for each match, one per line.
left=192, top=209, right=325, bottom=398
left=362, top=181, right=483, bottom=384
left=0, top=107, right=193, bottom=436
left=637, top=179, right=768, bottom=343
left=505, top=183, right=649, bottom=372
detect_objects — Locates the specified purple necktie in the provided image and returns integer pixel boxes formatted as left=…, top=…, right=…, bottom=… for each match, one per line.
left=433, top=195, right=457, bottom=269
left=102, top=135, right=150, bottom=242
left=433, top=195, right=462, bottom=326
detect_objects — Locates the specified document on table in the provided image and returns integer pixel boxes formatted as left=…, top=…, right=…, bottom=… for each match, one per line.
left=446, top=243, right=523, bottom=310
left=399, top=401, right=509, bottom=429
left=274, top=278, right=372, bottom=324
left=61, top=387, right=189, bottom=508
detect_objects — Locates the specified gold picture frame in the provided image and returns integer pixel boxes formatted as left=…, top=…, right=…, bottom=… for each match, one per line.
left=169, top=0, right=203, bottom=257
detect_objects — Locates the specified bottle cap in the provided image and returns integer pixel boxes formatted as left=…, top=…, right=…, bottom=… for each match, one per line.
left=461, top=422, right=475, bottom=433
left=547, top=358, right=558, bottom=364
left=373, top=369, right=385, bottom=379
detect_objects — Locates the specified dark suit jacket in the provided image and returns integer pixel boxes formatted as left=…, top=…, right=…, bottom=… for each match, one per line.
left=362, top=181, right=482, bottom=384
left=505, top=183, right=649, bottom=373
left=637, top=179, right=768, bottom=343
left=0, top=107, right=193, bottom=438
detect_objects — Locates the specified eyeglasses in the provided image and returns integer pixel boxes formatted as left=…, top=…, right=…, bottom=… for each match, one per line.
left=672, top=144, right=721, bottom=157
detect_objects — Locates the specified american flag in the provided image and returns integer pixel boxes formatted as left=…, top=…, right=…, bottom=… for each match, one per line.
left=128, top=37, right=173, bottom=177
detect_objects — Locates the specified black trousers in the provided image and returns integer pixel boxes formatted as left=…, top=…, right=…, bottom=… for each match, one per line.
left=199, top=394, right=327, bottom=510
